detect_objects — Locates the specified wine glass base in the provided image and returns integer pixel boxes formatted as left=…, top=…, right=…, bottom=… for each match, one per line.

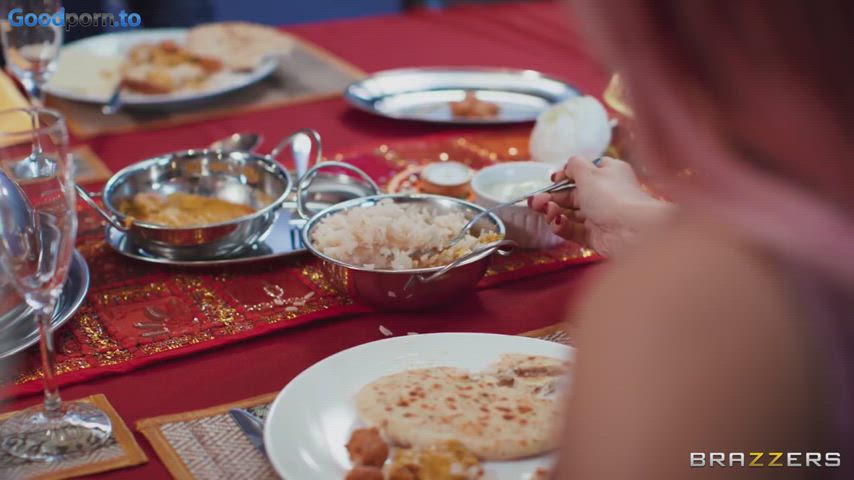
left=0, top=402, right=112, bottom=461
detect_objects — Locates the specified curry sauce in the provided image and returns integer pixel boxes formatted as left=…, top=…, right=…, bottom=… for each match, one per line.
left=119, top=192, right=254, bottom=227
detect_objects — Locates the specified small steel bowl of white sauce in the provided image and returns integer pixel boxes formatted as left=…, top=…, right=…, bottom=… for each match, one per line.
left=471, top=161, right=565, bottom=249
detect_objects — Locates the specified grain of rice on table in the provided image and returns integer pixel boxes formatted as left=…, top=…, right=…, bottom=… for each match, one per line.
left=310, top=199, right=501, bottom=270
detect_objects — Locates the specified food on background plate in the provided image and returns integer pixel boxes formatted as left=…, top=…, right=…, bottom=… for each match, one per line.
left=46, top=50, right=124, bottom=98
left=353, top=354, right=568, bottom=462
left=118, top=192, right=254, bottom=227
left=450, top=92, right=500, bottom=119
left=67, top=21, right=294, bottom=97
left=120, top=40, right=223, bottom=94
left=310, top=199, right=502, bottom=270
left=529, top=95, right=612, bottom=167
left=122, top=22, right=294, bottom=94
left=186, top=22, right=295, bottom=71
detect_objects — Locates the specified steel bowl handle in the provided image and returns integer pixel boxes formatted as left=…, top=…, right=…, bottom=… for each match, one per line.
left=268, top=128, right=322, bottom=180
left=74, top=185, right=127, bottom=231
left=404, top=239, right=517, bottom=291
left=295, top=161, right=381, bottom=220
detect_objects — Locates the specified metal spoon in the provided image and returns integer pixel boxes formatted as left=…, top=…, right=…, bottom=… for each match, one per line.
left=208, top=132, right=263, bottom=153
left=418, top=179, right=576, bottom=258
left=101, top=82, right=123, bottom=115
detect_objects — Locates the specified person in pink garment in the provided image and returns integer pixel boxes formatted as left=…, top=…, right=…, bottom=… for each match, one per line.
left=536, top=1, right=854, bottom=478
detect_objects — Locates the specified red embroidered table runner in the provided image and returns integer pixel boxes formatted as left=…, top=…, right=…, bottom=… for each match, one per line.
left=4, top=133, right=600, bottom=397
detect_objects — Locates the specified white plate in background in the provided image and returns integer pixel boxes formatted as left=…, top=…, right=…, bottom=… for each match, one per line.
left=45, top=29, right=278, bottom=108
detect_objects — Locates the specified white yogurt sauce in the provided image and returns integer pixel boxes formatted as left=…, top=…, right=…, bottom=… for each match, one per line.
left=483, top=178, right=551, bottom=203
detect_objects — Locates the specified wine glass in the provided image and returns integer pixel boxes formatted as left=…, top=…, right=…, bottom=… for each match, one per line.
left=0, top=107, right=111, bottom=461
left=0, top=0, right=63, bottom=105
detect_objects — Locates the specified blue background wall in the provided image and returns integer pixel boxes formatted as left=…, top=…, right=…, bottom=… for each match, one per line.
left=211, top=0, right=403, bottom=25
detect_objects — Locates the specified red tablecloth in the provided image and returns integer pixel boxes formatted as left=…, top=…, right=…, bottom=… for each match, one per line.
left=7, top=2, right=607, bottom=478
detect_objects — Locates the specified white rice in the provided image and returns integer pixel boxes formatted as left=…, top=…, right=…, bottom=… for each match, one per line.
left=310, top=199, right=499, bottom=270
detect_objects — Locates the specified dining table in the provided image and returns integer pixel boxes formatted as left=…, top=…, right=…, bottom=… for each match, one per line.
left=3, top=1, right=609, bottom=478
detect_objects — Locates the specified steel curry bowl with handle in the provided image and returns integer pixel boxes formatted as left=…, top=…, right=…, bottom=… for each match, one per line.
left=297, top=161, right=515, bottom=311
left=75, top=129, right=322, bottom=261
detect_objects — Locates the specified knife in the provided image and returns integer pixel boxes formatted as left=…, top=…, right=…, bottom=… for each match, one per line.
left=229, top=408, right=267, bottom=456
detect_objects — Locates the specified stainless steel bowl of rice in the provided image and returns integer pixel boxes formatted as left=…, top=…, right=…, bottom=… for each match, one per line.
left=299, top=191, right=513, bottom=311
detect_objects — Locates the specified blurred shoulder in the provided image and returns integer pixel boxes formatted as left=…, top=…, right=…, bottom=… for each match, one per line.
left=576, top=213, right=803, bottom=333
left=570, top=212, right=823, bottom=419
left=561, top=215, right=827, bottom=478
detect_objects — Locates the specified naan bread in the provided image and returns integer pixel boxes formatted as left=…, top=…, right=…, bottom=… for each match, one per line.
left=354, top=356, right=568, bottom=461
left=186, top=22, right=294, bottom=71
left=486, top=353, right=570, bottom=399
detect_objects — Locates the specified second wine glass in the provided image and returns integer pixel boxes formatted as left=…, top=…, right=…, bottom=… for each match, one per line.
left=0, top=107, right=111, bottom=461
left=0, top=0, right=64, bottom=105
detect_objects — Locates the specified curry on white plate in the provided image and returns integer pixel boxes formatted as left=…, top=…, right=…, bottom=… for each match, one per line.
left=264, top=333, right=573, bottom=480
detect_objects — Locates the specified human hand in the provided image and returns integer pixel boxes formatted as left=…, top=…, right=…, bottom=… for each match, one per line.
left=530, top=156, right=672, bottom=257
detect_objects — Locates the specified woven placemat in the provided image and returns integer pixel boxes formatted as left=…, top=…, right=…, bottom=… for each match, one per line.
left=136, top=324, right=570, bottom=480
left=49, top=33, right=365, bottom=139
left=0, top=394, right=147, bottom=480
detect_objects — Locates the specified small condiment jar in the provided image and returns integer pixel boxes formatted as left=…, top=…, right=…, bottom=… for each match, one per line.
left=419, top=161, right=473, bottom=198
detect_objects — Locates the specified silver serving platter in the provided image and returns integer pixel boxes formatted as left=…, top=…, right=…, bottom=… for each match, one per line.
left=344, top=67, right=580, bottom=124
left=0, top=251, right=90, bottom=359
left=105, top=208, right=307, bottom=267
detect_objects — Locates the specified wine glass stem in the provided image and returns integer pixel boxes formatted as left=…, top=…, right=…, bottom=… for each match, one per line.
left=19, top=76, right=46, bottom=107
left=35, top=302, right=62, bottom=419
left=30, top=88, right=44, bottom=108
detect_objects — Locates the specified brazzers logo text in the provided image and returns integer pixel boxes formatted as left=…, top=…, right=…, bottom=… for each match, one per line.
left=7, top=8, right=141, bottom=30
left=691, top=452, right=841, bottom=468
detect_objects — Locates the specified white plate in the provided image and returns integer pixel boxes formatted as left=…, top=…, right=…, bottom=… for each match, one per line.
left=45, top=29, right=278, bottom=108
left=265, top=333, right=573, bottom=480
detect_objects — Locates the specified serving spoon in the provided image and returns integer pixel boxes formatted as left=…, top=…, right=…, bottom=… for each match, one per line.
left=207, top=132, right=263, bottom=153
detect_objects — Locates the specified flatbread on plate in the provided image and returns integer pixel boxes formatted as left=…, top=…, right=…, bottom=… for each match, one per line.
left=354, top=355, right=568, bottom=461
left=186, top=22, right=294, bottom=71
